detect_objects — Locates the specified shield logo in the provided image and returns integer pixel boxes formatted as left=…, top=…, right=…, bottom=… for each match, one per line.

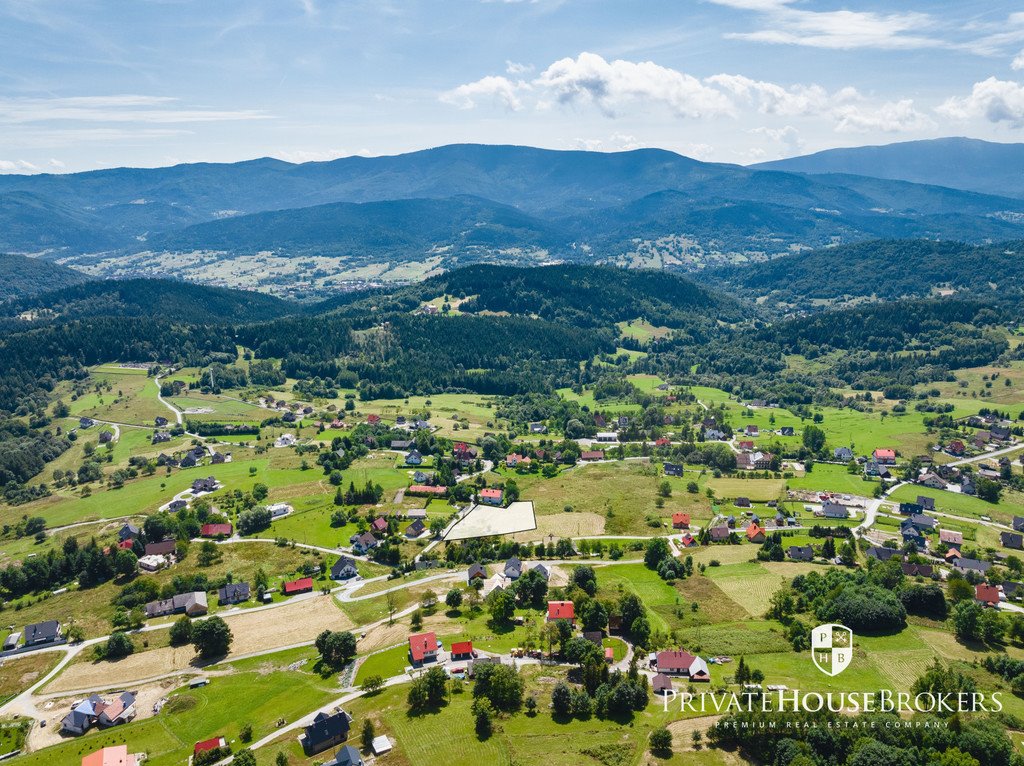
left=811, top=623, right=853, bottom=677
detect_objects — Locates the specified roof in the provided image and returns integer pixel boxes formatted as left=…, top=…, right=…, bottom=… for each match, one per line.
left=451, top=640, right=473, bottom=655
left=200, top=523, right=232, bottom=537
left=24, top=620, right=60, bottom=644
left=745, top=522, right=765, bottom=540
left=547, top=601, right=575, bottom=620
left=652, top=674, right=673, bottom=692
left=976, top=583, right=1001, bottom=605
left=408, top=484, right=446, bottom=495
left=581, top=450, right=604, bottom=460
left=866, top=546, right=902, bottom=561
left=671, top=513, right=690, bottom=526
left=145, top=539, right=176, bottom=556
left=81, top=746, right=136, bottom=766
left=331, top=556, right=357, bottom=576
left=657, top=649, right=698, bottom=671
left=218, top=582, right=250, bottom=601
left=480, top=487, right=503, bottom=499
left=305, top=710, right=351, bottom=749
left=409, top=631, right=438, bottom=662
left=333, top=745, right=363, bottom=766
left=194, top=737, right=226, bottom=754
left=939, top=529, right=963, bottom=545
left=955, top=558, right=992, bottom=572
left=283, top=577, right=313, bottom=594
left=874, top=448, right=896, bottom=459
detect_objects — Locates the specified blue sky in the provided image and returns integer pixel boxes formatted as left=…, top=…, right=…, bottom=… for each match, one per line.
left=2, top=0, right=1024, bottom=172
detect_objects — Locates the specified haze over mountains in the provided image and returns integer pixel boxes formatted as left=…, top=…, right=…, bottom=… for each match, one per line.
left=0, top=138, right=1023, bottom=299
left=753, top=137, right=1024, bottom=200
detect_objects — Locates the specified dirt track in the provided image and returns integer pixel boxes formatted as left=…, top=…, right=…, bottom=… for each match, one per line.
left=46, top=595, right=352, bottom=693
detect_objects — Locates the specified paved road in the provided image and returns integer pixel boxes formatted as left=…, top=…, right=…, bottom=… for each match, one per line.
left=154, top=374, right=183, bottom=426
left=948, top=443, right=1024, bottom=467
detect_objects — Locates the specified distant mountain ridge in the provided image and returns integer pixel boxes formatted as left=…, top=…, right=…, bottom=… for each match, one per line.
left=1, top=143, right=1024, bottom=297
left=752, top=137, right=1024, bottom=200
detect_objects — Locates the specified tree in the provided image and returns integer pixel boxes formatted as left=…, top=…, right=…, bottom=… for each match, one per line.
left=658, top=480, right=672, bottom=498
left=275, top=753, right=288, bottom=766
left=361, top=674, right=384, bottom=694
left=472, top=696, right=495, bottom=738
left=445, top=588, right=463, bottom=610
left=802, top=425, right=826, bottom=452
left=569, top=565, right=598, bottom=596
left=489, top=589, right=516, bottom=625
left=952, top=601, right=983, bottom=641
left=644, top=537, right=671, bottom=570
left=239, top=722, right=253, bottom=742
left=233, top=749, right=256, bottom=766
left=472, top=663, right=524, bottom=711
left=551, top=681, right=572, bottom=717
left=650, top=727, right=673, bottom=756
left=408, top=666, right=449, bottom=709
left=361, top=719, right=375, bottom=752
left=113, top=548, right=138, bottom=578
left=169, top=616, right=193, bottom=646
left=630, top=616, right=651, bottom=648
left=104, top=631, right=134, bottom=659
left=192, top=616, right=233, bottom=658
left=947, top=577, right=975, bottom=603
left=316, top=630, right=357, bottom=666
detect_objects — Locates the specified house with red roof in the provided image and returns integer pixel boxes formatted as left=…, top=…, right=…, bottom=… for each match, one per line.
left=746, top=523, right=766, bottom=543
left=976, top=583, right=1001, bottom=607
left=873, top=448, right=897, bottom=465
left=581, top=450, right=604, bottom=461
left=654, top=650, right=710, bottom=681
left=408, top=631, right=439, bottom=665
left=81, top=745, right=136, bottom=766
left=450, top=640, right=474, bottom=660
left=370, top=517, right=389, bottom=534
left=479, top=487, right=504, bottom=506
left=679, top=533, right=697, bottom=548
left=194, top=737, right=226, bottom=755
left=547, top=601, right=575, bottom=624
left=947, top=440, right=966, bottom=457
left=200, top=523, right=232, bottom=538
left=367, top=414, right=381, bottom=425
left=671, top=513, right=690, bottom=529
left=283, top=577, right=313, bottom=595
left=655, top=437, right=671, bottom=447
left=737, top=440, right=755, bottom=451
left=453, top=442, right=477, bottom=463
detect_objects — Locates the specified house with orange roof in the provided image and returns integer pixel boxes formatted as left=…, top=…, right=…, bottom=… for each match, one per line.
left=976, top=583, right=1001, bottom=607
left=671, top=513, right=690, bottom=529
left=450, top=640, right=474, bottom=660
left=81, top=746, right=136, bottom=766
left=746, top=522, right=766, bottom=543
left=409, top=631, right=439, bottom=665
left=547, top=601, right=575, bottom=624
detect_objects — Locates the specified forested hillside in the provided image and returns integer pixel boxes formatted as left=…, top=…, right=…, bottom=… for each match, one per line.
left=709, top=240, right=1024, bottom=304
left=0, top=253, right=91, bottom=301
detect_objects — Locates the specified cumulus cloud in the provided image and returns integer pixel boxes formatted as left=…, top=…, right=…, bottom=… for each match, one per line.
left=533, top=52, right=733, bottom=118
left=0, top=159, right=39, bottom=173
left=937, top=77, right=1024, bottom=127
left=506, top=60, right=533, bottom=75
left=442, top=52, right=935, bottom=135
left=1014, top=50, right=1024, bottom=70
left=749, top=125, right=804, bottom=152
left=833, top=99, right=936, bottom=133
left=569, top=133, right=642, bottom=152
left=708, top=0, right=939, bottom=50
left=440, top=75, right=526, bottom=111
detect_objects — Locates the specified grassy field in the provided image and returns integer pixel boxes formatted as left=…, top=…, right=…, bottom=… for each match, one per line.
left=516, top=461, right=713, bottom=536
left=17, top=663, right=340, bottom=766
left=889, top=483, right=1024, bottom=525
left=785, top=462, right=879, bottom=495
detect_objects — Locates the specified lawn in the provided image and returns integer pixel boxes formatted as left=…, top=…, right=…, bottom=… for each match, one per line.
left=706, top=477, right=785, bottom=503
left=518, top=461, right=713, bottom=536
left=889, top=483, right=1024, bottom=525
left=16, top=665, right=340, bottom=766
left=786, top=463, right=879, bottom=496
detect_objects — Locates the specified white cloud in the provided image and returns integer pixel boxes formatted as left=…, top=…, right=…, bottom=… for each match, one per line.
left=937, top=77, right=1024, bottom=127
left=443, top=52, right=932, bottom=135
left=569, top=133, right=642, bottom=152
left=0, top=159, right=40, bottom=174
left=832, top=99, right=936, bottom=133
left=506, top=60, right=533, bottom=75
left=534, top=53, right=734, bottom=118
left=709, top=0, right=940, bottom=50
left=272, top=149, right=349, bottom=163
left=440, top=75, right=527, bottom=111
left=749, top=125, right=804, bottom=152
left=1014, top=50, right=1024, bottom=70
left=0, top=95, right=270, bottom=125
left=685, top=143, right=716, bottom=160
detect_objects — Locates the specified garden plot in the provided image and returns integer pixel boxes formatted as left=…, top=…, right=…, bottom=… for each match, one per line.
left=445, top=501, right=537, bottom=540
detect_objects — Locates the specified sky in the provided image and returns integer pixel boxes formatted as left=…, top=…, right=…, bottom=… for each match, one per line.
left=2, top=0, right=1024, bottom=173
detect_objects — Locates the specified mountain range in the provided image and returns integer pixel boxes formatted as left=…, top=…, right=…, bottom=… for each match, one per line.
left=0, top=139, right=1023, bottom=298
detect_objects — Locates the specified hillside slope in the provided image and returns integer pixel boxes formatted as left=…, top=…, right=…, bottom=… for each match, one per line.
left=0, top=253, right=92, bottom=302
